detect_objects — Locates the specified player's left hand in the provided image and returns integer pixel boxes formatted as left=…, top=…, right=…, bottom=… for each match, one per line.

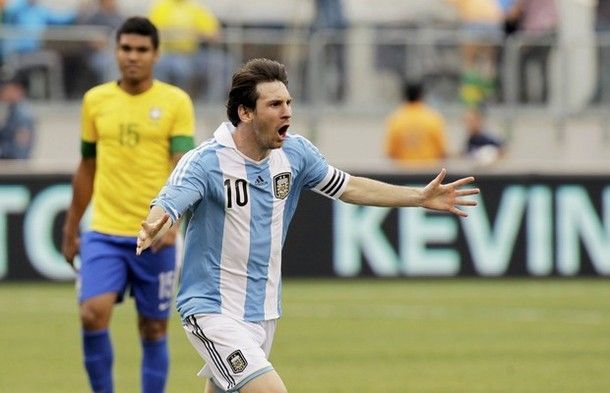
left=421, top=168, right=480, bottom=217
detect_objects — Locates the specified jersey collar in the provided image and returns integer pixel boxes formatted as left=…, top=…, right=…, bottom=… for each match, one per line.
left=213, top=122, right=237, bottom=148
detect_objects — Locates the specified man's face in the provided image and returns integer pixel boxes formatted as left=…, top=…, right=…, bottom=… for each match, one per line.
left=247, top=81, right=292, bottom=150
left=116, top=34, right=158, bottom=84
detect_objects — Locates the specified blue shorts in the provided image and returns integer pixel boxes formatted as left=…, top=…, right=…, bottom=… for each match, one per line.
left=78, top=231, right=177, bottom=319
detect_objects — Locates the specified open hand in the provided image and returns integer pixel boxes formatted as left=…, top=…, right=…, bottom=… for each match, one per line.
left=136, top=213, right=170, bottom=255
left=421, top=168, right=480, bottom=217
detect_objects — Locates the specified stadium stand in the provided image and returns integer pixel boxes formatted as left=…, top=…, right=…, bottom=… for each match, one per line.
left=2, top=0, right=609, bottom=172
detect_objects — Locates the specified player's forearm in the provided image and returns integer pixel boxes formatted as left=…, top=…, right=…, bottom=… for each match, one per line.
left=339, top=176, right=424, bottom=207
left=63, top=159, right=95, bottom=235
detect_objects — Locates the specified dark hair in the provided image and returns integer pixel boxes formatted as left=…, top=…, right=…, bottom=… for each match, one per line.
left=116, top=16, right=159, bottom=50
left=403, top=81, right=423, bottom=102
left=226, top=58, right=288, bottom=126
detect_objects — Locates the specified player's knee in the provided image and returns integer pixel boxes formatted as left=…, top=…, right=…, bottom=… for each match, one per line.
left=79, top=302, right=110, bottom=330
left=139, top=317, right=168, bottom=341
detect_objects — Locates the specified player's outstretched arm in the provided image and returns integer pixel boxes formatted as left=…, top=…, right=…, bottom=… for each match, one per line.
left=136, top=205, right=173, bottom=255
left=339, top=168, right=479, bottom=217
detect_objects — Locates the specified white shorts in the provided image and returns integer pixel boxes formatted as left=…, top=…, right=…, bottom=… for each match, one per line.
left=183, top=314, right=277, bottom=392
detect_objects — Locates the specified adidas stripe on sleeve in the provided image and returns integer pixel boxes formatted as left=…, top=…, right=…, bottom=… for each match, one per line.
left=312, top=166, right=350, bottom=200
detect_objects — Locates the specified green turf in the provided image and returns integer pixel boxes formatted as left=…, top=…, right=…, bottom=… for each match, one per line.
left=1, top=279, right=610, bottom=392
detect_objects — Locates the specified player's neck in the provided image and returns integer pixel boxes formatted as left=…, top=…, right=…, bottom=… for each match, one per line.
left=233, top=125, right=270, bottom=162
left=118, top=78, right=154, bottom=95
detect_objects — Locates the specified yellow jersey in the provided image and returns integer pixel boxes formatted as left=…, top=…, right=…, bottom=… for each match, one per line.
left=81, top=80, right=195, bottom=236
left=385, top=102, right=447, bottom=164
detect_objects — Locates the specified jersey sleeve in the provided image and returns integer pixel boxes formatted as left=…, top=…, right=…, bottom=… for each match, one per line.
left=80, top=93, right=97, bottom=143
left=80, top=93, right=97, bottom=158
left=169, top=92, right=196, bottom=154
left=152, top=149, right=206, bottom=223
left=296, top=136, right=350, bottom=200
left=171, top=92, right=196, bottom=138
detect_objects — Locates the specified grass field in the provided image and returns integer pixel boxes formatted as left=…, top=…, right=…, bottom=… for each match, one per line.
left=1, top=279, right=610, bottom=392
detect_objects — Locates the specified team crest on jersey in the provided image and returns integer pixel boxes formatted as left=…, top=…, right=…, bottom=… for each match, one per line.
left=149, top=107, right=162, bottom=120
left=227, top=350, right=248, bottom=374
left=273, top=172, right=291, bottom=199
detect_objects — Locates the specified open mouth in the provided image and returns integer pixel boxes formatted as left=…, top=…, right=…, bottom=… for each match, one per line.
left=278, top=125, right=289, bottom=137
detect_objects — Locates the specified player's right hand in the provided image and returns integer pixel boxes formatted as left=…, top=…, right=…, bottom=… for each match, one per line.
left=61, top=232, right=80, bottom=271
left=136, top=213, right=170, bottom=255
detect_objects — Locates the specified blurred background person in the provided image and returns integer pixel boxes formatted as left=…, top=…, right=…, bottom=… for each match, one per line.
left=311, top=0, right=348, bottom=102
left=0, top=71, right=36, bottom=159
left=446, top=0, right=503, bottom=107
left=0, top=0, right=8, bottom=66
left=2, top=0, right=77, bottom=99
left=595, top=0, right=610, bottom=102
left=385, top=80, right=448, bottom=166
left=76, top=0, right=123, bottom=89
left=507, top=0, right=558, bottom=103
left=462, top=106, right=505, bottom=166
left=149, top=0, right=232, bottom=100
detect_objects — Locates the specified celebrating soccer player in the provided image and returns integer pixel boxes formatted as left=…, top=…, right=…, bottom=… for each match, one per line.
left=137, top=58, right=479, bottom=393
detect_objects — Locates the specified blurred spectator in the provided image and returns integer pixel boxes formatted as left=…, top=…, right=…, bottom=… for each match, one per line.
left=499, top=0, right=520, bottom=36
left=149, top=0, right=232, bottom=100
left=2, top=0, right=77, bottom=99
left=77, top=0, right=123, bottom=87
left=385, top=81, right=448, bottom=165
left=595, top=0, right=610, bottom=102
left=507, top=0, right=558, bottom=103
left=0, top=71, right=36, bottom=159
left=312, top=0, right=347, bottom=101
left=462, top=106, right=504, bottom=165
left=446, top=0, right=503, bottom=107
left=0, top=0, right=8, bottom=65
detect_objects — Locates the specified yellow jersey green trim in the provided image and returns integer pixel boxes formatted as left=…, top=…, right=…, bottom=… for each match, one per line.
left=170, top=135, right=195, bottom=154
left=81, top=141, right=97, bottom=158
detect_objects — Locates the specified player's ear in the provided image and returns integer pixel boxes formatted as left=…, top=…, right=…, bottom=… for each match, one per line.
left=238, top=104, right=253, bottom=124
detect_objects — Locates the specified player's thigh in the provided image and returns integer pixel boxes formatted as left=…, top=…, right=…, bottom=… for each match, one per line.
left=183, top=314, right=275, bottom=392
left=239, top=370, right=287, bottom=393
left=78, top=232, right=129, bottom=304
left=128, top=245, right=177, bottom=320
left=203, top=372, right=287, bottom=393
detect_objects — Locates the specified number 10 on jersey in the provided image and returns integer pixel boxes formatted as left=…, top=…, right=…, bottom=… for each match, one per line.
left=224, top=178, right=249, bottom=208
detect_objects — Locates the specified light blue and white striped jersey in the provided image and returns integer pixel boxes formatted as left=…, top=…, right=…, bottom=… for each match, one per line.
left=153, top=122, right=350, bottom=322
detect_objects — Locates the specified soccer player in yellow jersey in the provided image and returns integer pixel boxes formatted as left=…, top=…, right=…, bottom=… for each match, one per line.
left=61, top=17, right=195, bottom=393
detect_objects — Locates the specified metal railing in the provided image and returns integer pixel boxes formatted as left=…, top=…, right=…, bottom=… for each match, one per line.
left=0, top=24, right=607, bottom=142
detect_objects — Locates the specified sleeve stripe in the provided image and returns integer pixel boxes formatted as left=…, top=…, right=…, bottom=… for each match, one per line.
left=313, top=167, right=349, bottom=200
left=169, top=149, right=197, bottom=185
left=328, top=171, right=346, bottom=197
left=322, top=169, right=344, bottom=196
left=320, top=168, right=339, bottom=193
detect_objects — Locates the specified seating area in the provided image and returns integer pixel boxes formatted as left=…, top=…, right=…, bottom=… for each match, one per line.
left=2, top=0, right=609, bottom=172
